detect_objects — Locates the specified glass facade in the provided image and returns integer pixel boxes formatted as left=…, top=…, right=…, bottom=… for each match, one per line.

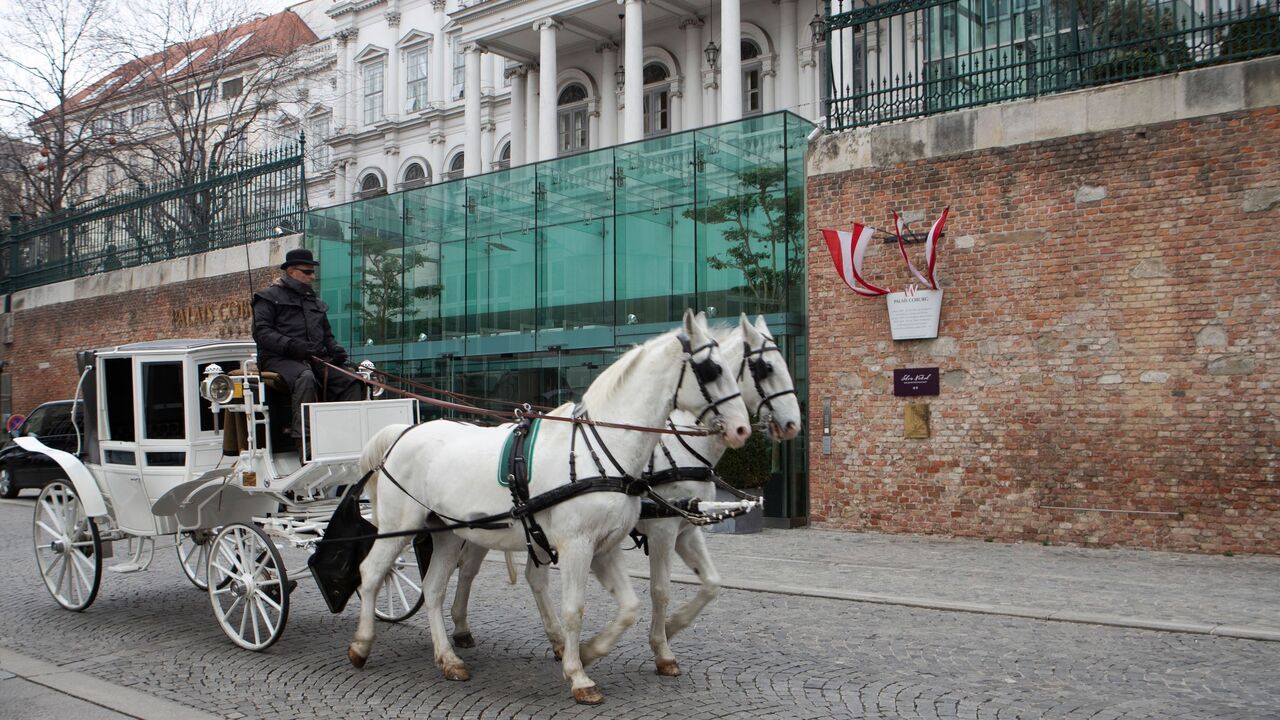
left=305, top=111, right=813, bottom=520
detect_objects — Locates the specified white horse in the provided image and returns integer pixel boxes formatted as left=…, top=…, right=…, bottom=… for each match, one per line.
left=448, top=314, right=803, bottom=677
left=349, top=310, right=752, bottom=705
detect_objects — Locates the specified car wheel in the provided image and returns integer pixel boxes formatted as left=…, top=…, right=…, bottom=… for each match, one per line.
left=0, top=467, right=16, bottom=499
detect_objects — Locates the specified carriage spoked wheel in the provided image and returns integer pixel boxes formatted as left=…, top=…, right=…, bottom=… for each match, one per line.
left=32, top=481, right=102, bottom=611
left=373, top=544, right=425, bottom=623
left=177, top=529, right=226, bottom=591
left=207, top=523, right=290, bottom=651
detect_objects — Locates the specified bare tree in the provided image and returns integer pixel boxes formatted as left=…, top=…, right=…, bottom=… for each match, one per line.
left=0, top=0, right=120, bottom=227
left=104, top=0, right=317, bottom=252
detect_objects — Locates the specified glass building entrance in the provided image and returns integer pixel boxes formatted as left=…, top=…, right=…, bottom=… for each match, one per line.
left=306, top=112, right=812, bottom=523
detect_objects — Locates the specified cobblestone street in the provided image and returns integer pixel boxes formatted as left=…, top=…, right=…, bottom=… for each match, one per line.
left=1, top=500, right=1277, bottom=719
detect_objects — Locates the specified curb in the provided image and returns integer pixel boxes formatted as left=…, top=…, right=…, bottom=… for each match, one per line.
left=0, top=647, right=218, bottom=720
left=619, top=570, right=1280, bottom=643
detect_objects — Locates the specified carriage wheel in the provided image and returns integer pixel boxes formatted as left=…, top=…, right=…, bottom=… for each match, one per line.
left=33, top=481, right=102, bottom=611
left=177, top=529, right=219, bottom=590
left=208, top=523, right=289, bottom=651
left=374, top=544, right=425, bottom=623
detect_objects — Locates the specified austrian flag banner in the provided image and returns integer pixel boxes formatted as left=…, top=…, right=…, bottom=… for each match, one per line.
left=821, top=208, right=952, bottom=340
left=820, top=223, right=891, bottom=297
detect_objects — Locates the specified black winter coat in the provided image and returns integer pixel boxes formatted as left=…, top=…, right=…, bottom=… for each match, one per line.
left=252, top=276, right=348, bottom=387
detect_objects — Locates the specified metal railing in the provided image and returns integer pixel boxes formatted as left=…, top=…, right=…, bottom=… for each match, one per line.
left=824, top=0, right=1280, bottom=130
left=1, top=141, right=305, bottom=293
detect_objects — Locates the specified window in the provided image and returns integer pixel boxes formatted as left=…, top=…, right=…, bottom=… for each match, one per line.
left=165, top=48, right=207, bottom=77
left=176, top=91, right=195, bottom=111
left=308, top=114, right=331, bottom=172
left=143, top=362, right=185, bottom=440
left=364, top=60, right=385, bottom=125
left=452, top=46, right=465, bottom=100
left=111, top=111, right=127, bottom=131
left=221, top=77, right=243, bottom=99
left=402, top=162, right=429, bottom=189
left=496, top=142, right=511, bottom=170
left=130, top=105, right=149, bottom=125
left=406, top=46, right=430, bottom=112
left=556, top=84, right=589, bottom=156
left=443, top=153, right=464, bottom=181
left=742, top=40, right=763, bottom=116
left=215, top=33, right=254, bottom=63
left=102, top=358, right=135, bottom=442
left=198, top=84, right=216, bottom=105
left=357, top=172, right=385, bottom=197
left=642, top=63, right=671, bottom=137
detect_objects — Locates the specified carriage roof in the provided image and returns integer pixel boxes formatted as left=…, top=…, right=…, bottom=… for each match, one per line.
left=91, top=338, right=255, bottom=357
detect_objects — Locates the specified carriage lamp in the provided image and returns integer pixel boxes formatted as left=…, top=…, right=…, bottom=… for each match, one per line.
left=200, top=364, right=236, bottom=405
left=358, top=360, right=385, bottom=398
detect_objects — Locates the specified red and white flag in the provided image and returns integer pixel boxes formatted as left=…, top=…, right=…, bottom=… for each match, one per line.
left=821, top=223, right=891, bottom=297
left=894, top=207, right=949, bottom=291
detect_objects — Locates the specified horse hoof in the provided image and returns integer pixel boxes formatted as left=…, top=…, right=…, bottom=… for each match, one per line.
left=444, top=664, right=470, bottom=681
left=453, top=632, right=476, bottom=648
left=655, top=659, right=682, bottom=677
left=572, top=685, right=605, bottom=705
left=347, top=647, right=368, bottom=669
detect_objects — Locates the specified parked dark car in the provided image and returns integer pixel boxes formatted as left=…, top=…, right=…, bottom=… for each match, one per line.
left=0, top=400, right=84, bottom=498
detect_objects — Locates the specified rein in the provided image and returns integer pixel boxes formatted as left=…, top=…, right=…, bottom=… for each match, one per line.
left=316, top=358, right=716, bottom=438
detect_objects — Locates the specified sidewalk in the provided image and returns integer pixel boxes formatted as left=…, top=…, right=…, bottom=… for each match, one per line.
left=610, top=527, right=1280, bottom=641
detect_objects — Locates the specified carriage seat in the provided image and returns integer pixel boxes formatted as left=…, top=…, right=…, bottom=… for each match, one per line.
left=221, top=369, right=293, bottom=456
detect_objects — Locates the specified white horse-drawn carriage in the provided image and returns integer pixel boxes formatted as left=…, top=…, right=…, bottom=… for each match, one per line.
left=22, top=338, right=423, bottom=650
left=25, top=310, right=801, bottom=705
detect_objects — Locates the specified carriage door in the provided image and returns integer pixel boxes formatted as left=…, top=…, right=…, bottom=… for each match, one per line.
left=135, top=360, right=188, bottom=535
left=97, top=356, right=152, bottom=535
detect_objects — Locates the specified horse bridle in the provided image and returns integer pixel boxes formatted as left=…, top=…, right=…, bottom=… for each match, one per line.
left=675, top=333, right=741, bottom=428
left=738, top=332, right=797, bottom=422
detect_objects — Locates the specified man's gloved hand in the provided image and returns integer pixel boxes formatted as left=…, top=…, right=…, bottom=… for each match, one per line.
left=285, top=340, right=310, bottom=361
left=331, top=348, right=349, bottom=366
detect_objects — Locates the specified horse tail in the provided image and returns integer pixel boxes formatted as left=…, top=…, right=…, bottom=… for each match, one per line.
left=360, top=423, right=410, bottom=516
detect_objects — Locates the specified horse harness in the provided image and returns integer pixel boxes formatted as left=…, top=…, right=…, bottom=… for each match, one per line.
left=370, top=333, right=738, bottom=567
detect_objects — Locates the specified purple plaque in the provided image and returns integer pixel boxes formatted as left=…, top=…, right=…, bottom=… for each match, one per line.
left=893, top=367, right=940, bottom=397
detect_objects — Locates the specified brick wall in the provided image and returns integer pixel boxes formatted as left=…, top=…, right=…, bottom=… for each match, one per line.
left=807, top=107, right=1279, bottom=554
left=7, top=268, right=277, bottom=415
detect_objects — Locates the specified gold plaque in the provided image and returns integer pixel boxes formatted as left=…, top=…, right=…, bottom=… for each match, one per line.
left=904, top=403, right=930, bottom=439
left=242, top=471, right=257, bottom=487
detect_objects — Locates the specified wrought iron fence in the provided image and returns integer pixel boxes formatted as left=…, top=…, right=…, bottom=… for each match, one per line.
left=824, top=0, right=1280, bottom=130
left=1, top=141, right=304, bottom=293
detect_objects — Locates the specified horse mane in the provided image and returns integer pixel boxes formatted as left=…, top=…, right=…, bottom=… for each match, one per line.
left=581, top=328, right=681, bottom=410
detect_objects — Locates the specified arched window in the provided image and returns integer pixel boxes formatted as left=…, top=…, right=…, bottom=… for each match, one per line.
left=496, top=142, right=511, bottom=170
left=357, top=171, right=385, bottom=198
left=444, top=152, right=465, bottom=181
left=742, top=40, right=763, bottom=116
left=642, top=63, right=671, bottom=138
left=402, top=162, right=429, bottom=189
left=557, top=83, right=589, bottom=156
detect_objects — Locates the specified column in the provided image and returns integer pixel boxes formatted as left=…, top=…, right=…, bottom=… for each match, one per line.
left=777, top=0, right=799, bottom=111
left=720, top=0, right=742, bottom=122
left=702, top=22, right=718, bottom=125
left=597, top=43, right=618, bottom=147
left=464, top=44, right=482, bottom=175
left=536, top=20, right=559, bottom=161
left=385, top=12, right=401, bottom=121
left=431, top=0, right=448, bottom=108
left=335, top=159, right=348, bottom=203
left=762, top=59, right=776, bottom=111
left=681, top=18, right=703, bottom=130
left=525, top=68, right=539, bottom=157
left=508, top=66, right=527, bottom=165
left=622, top=0, right=644, bottom=142
left=335, top=31, right=352, bottom=132
left=481, top=51, right=494, bottom=96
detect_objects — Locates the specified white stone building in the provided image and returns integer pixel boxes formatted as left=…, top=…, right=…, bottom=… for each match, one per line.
left=314, top=0, right=828, bottom=204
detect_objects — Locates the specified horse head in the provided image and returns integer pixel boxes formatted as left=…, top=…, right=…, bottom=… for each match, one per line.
left=675, top=309, right=752, bottom=450
left=738, top=313, right=802, bottom=441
